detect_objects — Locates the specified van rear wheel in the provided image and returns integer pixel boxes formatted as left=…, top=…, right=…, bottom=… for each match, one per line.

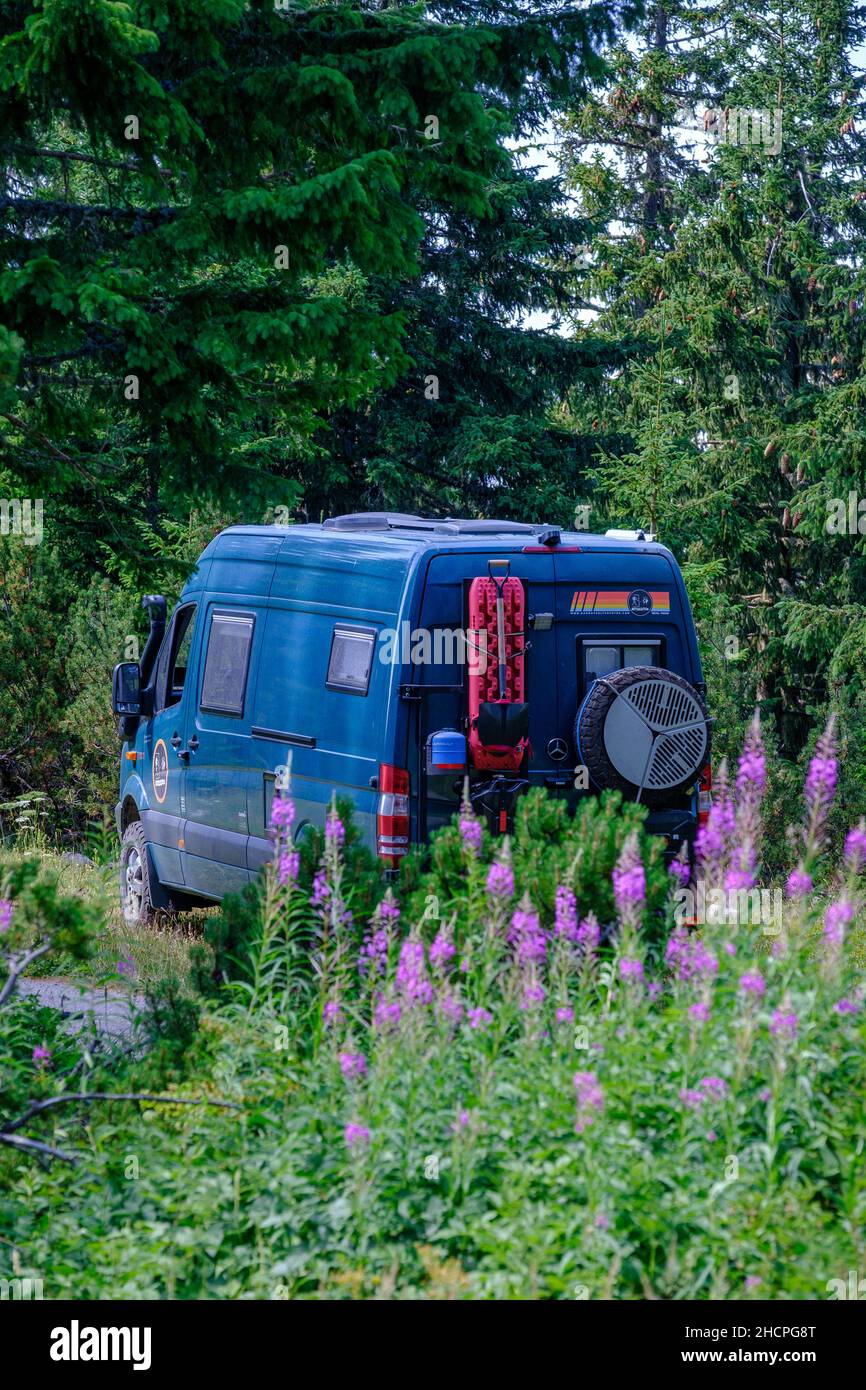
left=120, top=822, right=162, bottom=927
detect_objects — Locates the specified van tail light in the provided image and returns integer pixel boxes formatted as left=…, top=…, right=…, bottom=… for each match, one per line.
left=377, top=763, right=410, bottom=866
left=698, top=762, right=713, bottom=827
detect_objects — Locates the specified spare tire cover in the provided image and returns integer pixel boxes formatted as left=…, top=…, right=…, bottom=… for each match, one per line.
left=575, top=665, right=710, bottom=806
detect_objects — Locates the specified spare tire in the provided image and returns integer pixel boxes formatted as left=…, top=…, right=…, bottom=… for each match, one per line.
left=575, top=665, right=710, bottom=807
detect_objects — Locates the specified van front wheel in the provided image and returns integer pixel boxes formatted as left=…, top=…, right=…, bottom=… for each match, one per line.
left=120, top=822, right=162, bottom=927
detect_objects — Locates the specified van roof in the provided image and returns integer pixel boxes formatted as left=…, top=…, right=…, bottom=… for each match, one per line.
left=214, top=515, right=673, bottom=556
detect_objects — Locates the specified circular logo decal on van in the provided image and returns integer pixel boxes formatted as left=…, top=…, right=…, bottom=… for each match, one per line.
left=152, top=738, right=169, bottom=804
left=627, top=589, right=653, bottom=615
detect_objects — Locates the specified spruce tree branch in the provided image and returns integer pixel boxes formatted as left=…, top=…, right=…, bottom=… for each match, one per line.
left=0, top=195, right=176, bottom=224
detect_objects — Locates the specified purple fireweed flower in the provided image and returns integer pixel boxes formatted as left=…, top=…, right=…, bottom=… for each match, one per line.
left=844, top=823, right=866, bottom=870
left=360, top=925, right=389, bottom=978
left=668, top=856, right=691, bottom=888
left=745, top=1276, right=762, bottom=1291
left=834, top=997, right=860, bottom=1015
left=396, top=938, right=434, bottom=1007
left=460, top=810, right=482, bottom=854
left=612, top=834, right=646, bottom=920
left=456, top=1109, right=471, bottom=1129
left=554, top=885, right=578, bottom=941
left=325, top=810, right=345, bottom=846
left=486, top=857, right=514, bottom=900
left=739, top=969, right=766, bottom=998
left=769, top=1009, right=798, bottom=1040
left=439, top=993, right=464, bottom=1025
left=824, top=899, right=853, bottom=947
left=278, top=849, right=299, bottom=886
left=373, top=996, right=401, bottom=1030
left=723, top=941, right=736, bottom=957
left=344, top=1122, right=370, bottom=1150
left=0, top=898, right=13, bottom=932
left=467, top=1006, right=493, bottom=1031
left=805, top=748, right=838, bottom=815
left=509, top=905, right=547, bottom=964
left=323, top=1000, right=342, bottom=1027
left=736, top=716, right=767, bottom=798
left=338, top=1052, right=367, bottom=1079
left=269, top=795, right=295, bottom=832
left=786, top=866, right=813, bottom=899
left=555, top=1005, right=574, bottom=1024
left=679, top=1087, right=704, bottom=1110
left=688, top=1000, right=711, bottom=1023
left=32, top=1045, right=51, bottom=1065
left=573, top=1071, right=604, bottom=1131
left=576, top=916, right=600, bottom=953
left=724, top=861, right=756, bottom=892
left=429, top=931, right=456, bottom=971
left=665, top=928, right=718, bottom=984
left=378, top=895, right=401, bottom=923
left=619, top=957, right=644, bottom=982
left=699, top=1076, right=729, bottom=1099
left=694, top=813, right=723, bottom=869
left=594, top=1211, right=610, bottom=1230
left=647, top=980, right=662, bottom=1001
left=310, top=869, right=330, bottom=908
left=117, top=956, right=136, bottom=979
left=521, top=982, right=545, bottom=1010
left=802, top=719, right=838, bottom=854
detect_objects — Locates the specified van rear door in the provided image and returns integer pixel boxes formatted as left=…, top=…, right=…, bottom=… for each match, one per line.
left=415, top=547, right=561, bottom=836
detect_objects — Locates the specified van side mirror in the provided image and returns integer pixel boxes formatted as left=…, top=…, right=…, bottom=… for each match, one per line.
left=112, top=661, right=141, bottom=716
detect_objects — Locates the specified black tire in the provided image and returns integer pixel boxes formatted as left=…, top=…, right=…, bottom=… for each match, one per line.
left=576, top=665, right=710, bottom=807
left=119, top=822, right=166, bottom=927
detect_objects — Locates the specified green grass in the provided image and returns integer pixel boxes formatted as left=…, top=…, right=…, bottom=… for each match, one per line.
left=0, top=847, right=206, bottom=991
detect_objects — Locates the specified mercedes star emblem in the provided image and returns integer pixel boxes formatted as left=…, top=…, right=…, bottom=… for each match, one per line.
left=547, top=736, right=569, bottom=762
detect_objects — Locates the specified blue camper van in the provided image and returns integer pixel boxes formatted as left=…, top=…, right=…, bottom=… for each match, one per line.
left=112, top=514, right=712, bottom=923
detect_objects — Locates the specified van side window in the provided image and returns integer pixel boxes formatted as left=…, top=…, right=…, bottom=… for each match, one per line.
left=200, top=611, right=255, bottom=715
left=153, top=604, right=197, bottom=713
left=326, top=624, right=376, bottom=695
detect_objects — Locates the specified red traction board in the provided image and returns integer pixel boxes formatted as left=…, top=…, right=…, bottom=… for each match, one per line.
left=468, top=574, right=528, bottom=771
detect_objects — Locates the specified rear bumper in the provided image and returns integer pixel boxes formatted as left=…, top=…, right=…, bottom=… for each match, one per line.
left=644, top=806, right=697, bottom=852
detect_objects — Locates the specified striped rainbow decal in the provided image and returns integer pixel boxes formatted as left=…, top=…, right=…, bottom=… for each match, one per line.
left=570, top=589, right=670, bottom=615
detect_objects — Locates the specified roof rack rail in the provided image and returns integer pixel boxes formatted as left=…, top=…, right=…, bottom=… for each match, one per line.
left=322, top=512, right=539, bottom=535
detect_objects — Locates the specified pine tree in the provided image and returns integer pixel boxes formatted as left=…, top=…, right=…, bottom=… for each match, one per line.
left=0, top=0, right=623, bottom=575
left=309, top=0, right=641, bottom=522
left=560, top=0, right=866, bottom=779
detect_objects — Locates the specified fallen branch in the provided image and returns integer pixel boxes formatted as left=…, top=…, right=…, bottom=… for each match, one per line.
left=2, top=1091, right=241, bottom=1136
left=0, top=1132, right=77, bottom=1163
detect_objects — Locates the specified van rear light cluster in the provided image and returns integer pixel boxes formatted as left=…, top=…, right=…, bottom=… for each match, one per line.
left=698, top=762, right=713, bottom=827
left=377, top=763, right=410, bottom=865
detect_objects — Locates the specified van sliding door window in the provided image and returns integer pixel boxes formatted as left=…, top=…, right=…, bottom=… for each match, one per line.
left=326, top=625, right=376, bottom=695
left=200, top=611, right=255, bottom=716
